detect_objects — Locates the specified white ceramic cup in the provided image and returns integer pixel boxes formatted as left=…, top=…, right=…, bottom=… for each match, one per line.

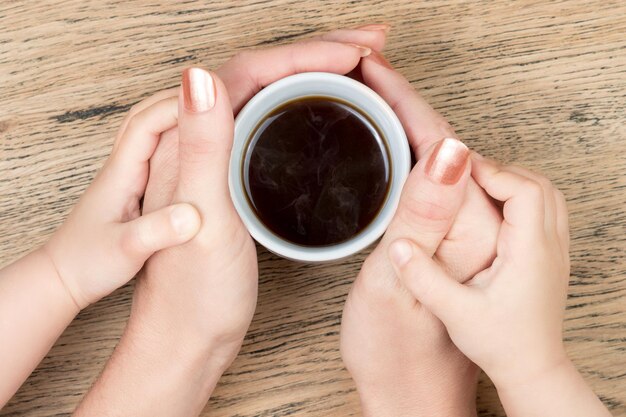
left=229, top=72, right=411, bottom=262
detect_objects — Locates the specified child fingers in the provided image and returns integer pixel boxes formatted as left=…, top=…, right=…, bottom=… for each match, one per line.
left=471, top=153, right=545, bottom=234
left=387, top=239, right=475, bottom=325
left=111, top=95, right=178, bottom=171
left=505, top=166, right=558, bottom=237
left=118, top=203, right=201, bottom=261
left=113, top=88, right=179, bottom=152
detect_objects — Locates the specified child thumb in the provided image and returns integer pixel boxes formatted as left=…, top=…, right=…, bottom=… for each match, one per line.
left=388, top=238, right=473, bottom=324
left=119, top=203, right=201, bottom=260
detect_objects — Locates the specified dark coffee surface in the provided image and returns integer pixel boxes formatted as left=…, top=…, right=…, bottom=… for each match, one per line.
left=244, top=97, right=390, bottom=246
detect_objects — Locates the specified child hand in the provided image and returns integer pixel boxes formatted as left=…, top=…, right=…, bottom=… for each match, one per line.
left=75, top=29, right=392, bottom=415
left=389, top=153, right=570, bottom=387
left=44, top=93, right=202, bottom=309
left=129, top=67, right=258, bottom=360
left=75, top=68, right=259, bottom=416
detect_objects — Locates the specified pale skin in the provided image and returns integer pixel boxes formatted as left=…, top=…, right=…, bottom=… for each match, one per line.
left=0, top=92, right=203, bottom=406
left=74, top=26, right=487, bottom=417
left=340, top=51, right=503, bottom=417
left=388, top=154, right=612, bottom=417
left=0, top=24, right=612, bottom=417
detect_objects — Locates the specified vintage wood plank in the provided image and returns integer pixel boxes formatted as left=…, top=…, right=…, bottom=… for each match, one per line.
left=1, top=0, right=624, bottom=416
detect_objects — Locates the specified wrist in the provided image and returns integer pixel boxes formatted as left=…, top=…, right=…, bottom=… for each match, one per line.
left=36, top=245, right=82, bottom=314
left=41, top=235, right=90, bottom=309
left=490, top=349, right=571, bottom=394
left=356, top=348, right=478, bottom=417
left=361, top=395, right=477, bottom=417
left=75, top=312, right=235, bottom=417
left=125, top=303, right=241, bottom=375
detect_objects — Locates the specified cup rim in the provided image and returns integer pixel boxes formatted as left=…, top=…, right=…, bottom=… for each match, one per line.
left=229, top=72, right=410, bottom=262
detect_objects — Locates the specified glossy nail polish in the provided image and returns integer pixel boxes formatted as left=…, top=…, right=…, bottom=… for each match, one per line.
left=182, top=67, right=215, bottom=112
left=346, top=43, right=372, bottom=57
left=425, top=138, right=470, bottom=184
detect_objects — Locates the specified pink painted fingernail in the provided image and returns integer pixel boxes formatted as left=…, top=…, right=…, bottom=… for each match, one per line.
left=356, top=23, right=391, bottom=33
left=346, top=43, right=372, bottom=57
left=182, top=67, right=216, bottom=112
left=425, top=138, right=470, bottom=185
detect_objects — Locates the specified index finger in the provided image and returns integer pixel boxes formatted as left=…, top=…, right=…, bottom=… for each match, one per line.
left=471, top=153, right=545, bottom=235
left=360, top=53, right=458, bottom=159
left=217, top=40, right=375, bottom=113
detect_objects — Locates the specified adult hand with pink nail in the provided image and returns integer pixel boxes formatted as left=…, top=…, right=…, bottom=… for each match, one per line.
left=117, top=26, right=491, bottom=416
left=74, top=68, right=251, bottom=417
left=388, top=155, right=611, bottom=417
left=130, top=29, right=488, bottom=415
left=339, top=55, right=503, bottom=416
left=73, top=26, right=391, bottom=417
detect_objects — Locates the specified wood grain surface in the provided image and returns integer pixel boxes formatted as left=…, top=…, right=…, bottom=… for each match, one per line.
left=1, top=0, right=624, bottom=416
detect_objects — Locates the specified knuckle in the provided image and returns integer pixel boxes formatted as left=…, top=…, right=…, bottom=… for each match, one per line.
left=179, top=137, right=230, bottom=163
left=399, top=189, right=453, bottom=227
left=438, top=119, right=457, bottom=138
left=521, top=179, right=544, bottom=200
left=411, top=115, right=452, bottom=144
left=119, top=224, right=147, bottom=257
left=412, top=271, right=436, bottom=303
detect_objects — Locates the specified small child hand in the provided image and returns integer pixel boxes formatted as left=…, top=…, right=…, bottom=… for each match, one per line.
left=389, top=153, right=570, bottom=387
left=44, top=93, right=202, bottom=309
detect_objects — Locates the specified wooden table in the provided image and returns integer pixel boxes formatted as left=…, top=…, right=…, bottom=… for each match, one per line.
left=1, top=1, right=624, bottom=416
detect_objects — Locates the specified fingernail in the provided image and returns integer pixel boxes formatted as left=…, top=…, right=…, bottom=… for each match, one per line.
left=356, top=23, right=391, bottom=33
left=346, top=43, right=372, bottom=57
left=170, top=204, right=200, bottom=237
left=389, top=240, right=413, bottom=268
left=182, top=67, right=216, bottom=112
left=425, top=138, right=470, bottom=185
left=368, top=51, right=394, bottom=70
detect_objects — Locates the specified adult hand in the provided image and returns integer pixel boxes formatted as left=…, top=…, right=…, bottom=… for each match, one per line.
left=75, top=26, right=389, bottom=417
left=140, top=24, right=389, bottom=184
left=340, top=54, right=502, bottom=416
left=76, top=68, right=249, bottom=416
left=389, top=155, right=611, bottom=417
left=390, top=154, right=570, bottom=385
left=130, top=23, right=389, bottom=366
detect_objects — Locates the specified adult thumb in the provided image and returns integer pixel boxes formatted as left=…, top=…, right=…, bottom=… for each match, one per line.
left=388, top=238, right=473, bottom=324
left=176, top=67, right=234, bottom=202
left=119, top=203, right=201, bottom=260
